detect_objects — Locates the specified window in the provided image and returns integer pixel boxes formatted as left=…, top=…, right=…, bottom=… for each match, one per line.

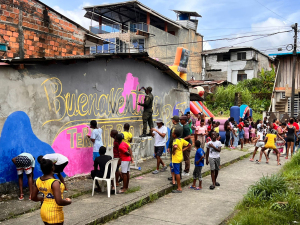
left=237, top=52, right=246, bottom=60
left=217, top=53, right=230, bottom=61
left=237, top=74, right=247, bottom=82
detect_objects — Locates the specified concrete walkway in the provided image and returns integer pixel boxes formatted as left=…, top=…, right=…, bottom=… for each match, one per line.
left=105, top=153, right=288, bottom=225
left=1, top=147, right=255, bottom=225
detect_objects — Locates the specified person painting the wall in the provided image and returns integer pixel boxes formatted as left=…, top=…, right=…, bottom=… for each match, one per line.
left=12, top=153, right=35, bottom=200
left=38, top=153, right=69, bottom=192
left=122, top=123, right=133, bottom=147
left=31, top=159, right=71, bottom=225
left=87, top=120, right=103, bottom=160
left=138, top=87, right=154, bottom=137
left=151, top=118, right=168, bottom=174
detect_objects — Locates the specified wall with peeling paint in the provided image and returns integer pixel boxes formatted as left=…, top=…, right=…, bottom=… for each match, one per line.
left=0, top=57, right=189, bottom=186
left=203, top=50, right=272, bottom=84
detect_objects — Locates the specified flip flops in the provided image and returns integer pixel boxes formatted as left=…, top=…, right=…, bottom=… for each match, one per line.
left=215, top=182, right=220, bottom=186
left=209, top=185, right=215, bottom=190
left=194, top=187, right=202, bottom=190
left=189, top=186, right=196, bottom=189
left=18, top=194, right=24, bottom=201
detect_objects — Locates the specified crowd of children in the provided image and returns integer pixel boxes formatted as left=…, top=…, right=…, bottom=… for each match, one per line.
left=11, top=113, right=300, bottom=224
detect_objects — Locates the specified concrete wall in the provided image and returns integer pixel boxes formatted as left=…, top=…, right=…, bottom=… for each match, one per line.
left=0, top=0, right=86, bottom=59
left=147, top=25, right=203, bottom=80
left=204, top=50, right=272, bottom=84
left=0, top=57, right=189, bottom=186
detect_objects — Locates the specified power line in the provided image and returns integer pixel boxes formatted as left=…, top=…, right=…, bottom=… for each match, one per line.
left=253, top=0, right=294, bottom=24
left=198, top=26, right=290, bottom=30
left=146, top=30, right=292, bottom=49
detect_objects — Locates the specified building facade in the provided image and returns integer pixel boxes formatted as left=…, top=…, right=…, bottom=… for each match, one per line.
left=269, top=53, right=300, bottom=117
left=0, top=53, right=189, bottom=187
left=202, top=47, right=273, bottom=84
left=0, top=0, right=104, bottom=59
left=83, top=1, right=203, bottom=80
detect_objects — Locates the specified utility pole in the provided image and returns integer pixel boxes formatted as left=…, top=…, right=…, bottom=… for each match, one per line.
left=291, top=23, right=297, bottom=117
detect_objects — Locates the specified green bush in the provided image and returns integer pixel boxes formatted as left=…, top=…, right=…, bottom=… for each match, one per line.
left=241, top=175, right=287, bottom=207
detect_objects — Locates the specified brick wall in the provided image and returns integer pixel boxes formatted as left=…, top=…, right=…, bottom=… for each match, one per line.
left=0, top=0, right=87, bottom=59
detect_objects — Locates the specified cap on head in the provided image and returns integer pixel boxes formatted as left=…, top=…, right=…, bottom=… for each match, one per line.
left=147, top=87, right=152, bottom=92
left=171, top=115, right=180, bottom=122
left=156, top=118, right=163, bottom=123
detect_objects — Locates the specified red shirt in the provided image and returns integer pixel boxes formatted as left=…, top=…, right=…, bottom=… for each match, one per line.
left=207, top=125, right=211, bottom=132
left=273, top=123, right=278, bottom=130
left=238, top=122, right=244, bottom=129
left=113, top=140, right=119, bottom=158
left=118, top=142, right=131, bottom=161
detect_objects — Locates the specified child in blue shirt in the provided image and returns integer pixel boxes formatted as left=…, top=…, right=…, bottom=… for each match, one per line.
left=190, top=140, right=205, bottom=190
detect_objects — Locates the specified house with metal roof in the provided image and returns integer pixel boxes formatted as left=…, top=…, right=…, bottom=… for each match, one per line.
left=268, top=52, right=300, bottom=116
left=202, top=46, right=274, bottom=84
left=83, top=0, right=203, bottom=79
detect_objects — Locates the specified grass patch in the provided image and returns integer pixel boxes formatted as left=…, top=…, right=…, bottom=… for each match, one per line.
left=125, top=186, right=141, bottom=194
left=227, top=152, right=300, bottom=225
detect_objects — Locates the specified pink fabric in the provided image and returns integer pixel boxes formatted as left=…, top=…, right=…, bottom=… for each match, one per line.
left=244, top=127, right=249, bottom=139
left=196, top=125, right=207, bottom=134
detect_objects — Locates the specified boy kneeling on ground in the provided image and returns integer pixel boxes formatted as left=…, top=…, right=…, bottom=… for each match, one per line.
left=170, top=129, right=191, bottom=193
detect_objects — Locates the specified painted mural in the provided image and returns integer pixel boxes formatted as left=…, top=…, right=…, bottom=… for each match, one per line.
left=0, top=67, right=189, bottom=186
left=0, top=111, right=59, bottom=185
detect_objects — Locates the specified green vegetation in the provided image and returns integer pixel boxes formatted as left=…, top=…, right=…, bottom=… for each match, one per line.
left=206, top=68, right=275, bottom=121
left=125, top=186, right=141, bottom=194
left=227, top=152, right=300, bottom=225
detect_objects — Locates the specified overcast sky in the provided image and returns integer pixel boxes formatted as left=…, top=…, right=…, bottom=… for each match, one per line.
left=41, top=0, right=299, bottom=54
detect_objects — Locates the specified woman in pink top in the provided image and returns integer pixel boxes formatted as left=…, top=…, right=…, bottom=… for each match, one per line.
left=244, top=124, right=249, bottom=144
left=193, top=113, right=202, bottom=142
left=195, top=119, right=207, bottom=149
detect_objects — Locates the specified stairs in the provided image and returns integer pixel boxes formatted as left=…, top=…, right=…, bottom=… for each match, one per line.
left=275, top=98, right=287, bottom=112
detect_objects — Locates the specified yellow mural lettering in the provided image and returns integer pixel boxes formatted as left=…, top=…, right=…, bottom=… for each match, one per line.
left=78, top=93, right=89, bottom=116
left=83, top=127, right=92, bottom=147
left=67, top=128, right=77, bottom=148
left=76, top=132, right=83, bottom=148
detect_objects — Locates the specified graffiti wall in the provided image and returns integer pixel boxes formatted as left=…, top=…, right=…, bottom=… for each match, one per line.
left=0, top=57, right=189, bottom=186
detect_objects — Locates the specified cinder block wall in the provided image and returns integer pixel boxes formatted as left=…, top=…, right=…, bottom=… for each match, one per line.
left=0, top=0, right=86, bottom=58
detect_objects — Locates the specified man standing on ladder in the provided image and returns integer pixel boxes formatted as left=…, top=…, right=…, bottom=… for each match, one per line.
left=138, top=87, right=154, bottom=137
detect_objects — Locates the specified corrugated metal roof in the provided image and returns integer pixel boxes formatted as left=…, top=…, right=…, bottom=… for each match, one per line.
left=0, top=53, right=189, bottom=87
left=202, top=46, right=273, bottom=60
left=269, top=52, right=300, bottom=56
left=84, top=0, right=182, bottom=29
left=188, top=80, right=230, bottom=86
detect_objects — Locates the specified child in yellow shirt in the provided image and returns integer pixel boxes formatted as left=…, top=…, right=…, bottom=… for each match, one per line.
left=170, top=129, right=191, bottom=193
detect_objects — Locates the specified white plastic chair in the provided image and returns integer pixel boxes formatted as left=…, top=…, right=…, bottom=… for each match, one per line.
left=92, top=158, right=119, bottom=198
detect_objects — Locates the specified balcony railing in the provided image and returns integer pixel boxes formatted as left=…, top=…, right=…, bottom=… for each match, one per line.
left=90, top=22, right=148, bottom=35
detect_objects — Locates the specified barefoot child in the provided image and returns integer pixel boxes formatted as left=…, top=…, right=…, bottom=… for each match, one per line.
left=190, top=140, right=205, bottom=190
left=249, top=126, right=265, bottom=162
left=206, top=132, right=222, bottom=190
left=171, top=129, right=191, bottom=193
left=117, top=134, right=133, bottom=193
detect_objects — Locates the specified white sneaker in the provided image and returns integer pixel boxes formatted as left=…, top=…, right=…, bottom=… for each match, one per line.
left=182, top=172, right=189, bottom=176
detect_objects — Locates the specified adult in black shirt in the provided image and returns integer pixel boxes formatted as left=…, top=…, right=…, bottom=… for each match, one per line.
left=91, top=146, right=112, bottom=192
left=180, top=116, right=192, bottom=175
